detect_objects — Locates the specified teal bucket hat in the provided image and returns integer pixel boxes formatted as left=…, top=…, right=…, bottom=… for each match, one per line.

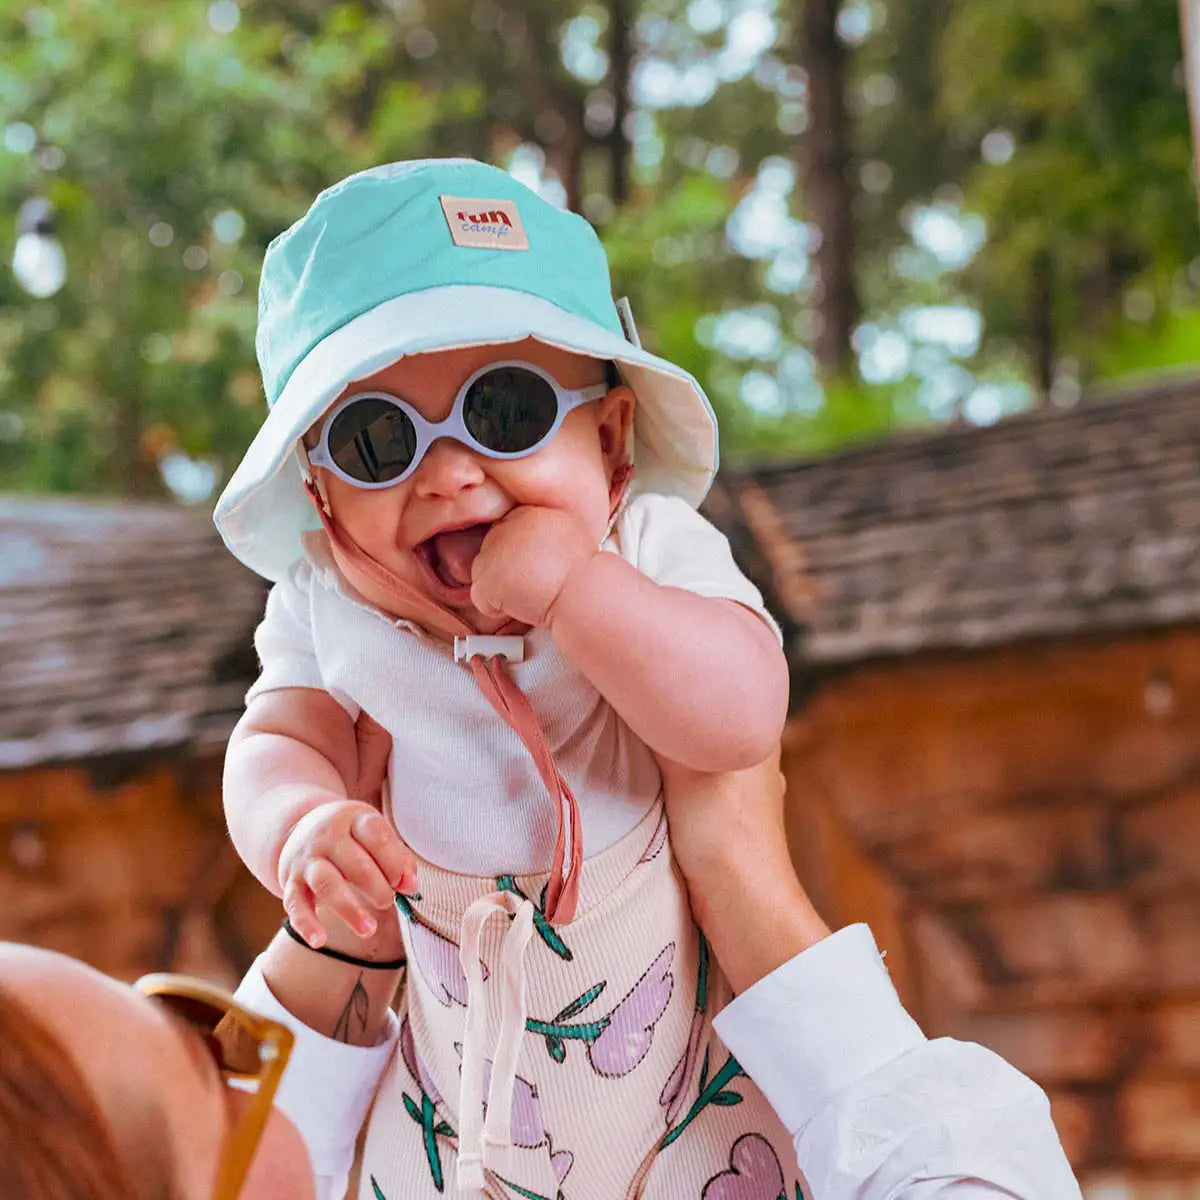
left=214, top=158, right=719, bottom=582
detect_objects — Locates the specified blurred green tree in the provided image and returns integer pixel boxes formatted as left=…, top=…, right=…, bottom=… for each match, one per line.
left=0, top=0, right=1194, bottom=501
left=939, top=0, right=1200, bottom=396
left=0, top=2, right=394, bottom=495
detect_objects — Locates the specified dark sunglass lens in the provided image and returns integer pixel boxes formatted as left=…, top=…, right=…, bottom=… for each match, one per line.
left=155, top=993, right=262, bottom=1074
left=328, top=398, right=417, bottom=483
left=156, top=992, right=223, bottom=1033
left=463, top=368, right=558, bottom=454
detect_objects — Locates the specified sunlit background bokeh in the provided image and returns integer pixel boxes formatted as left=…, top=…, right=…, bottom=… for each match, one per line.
left=0, top=0, right=1196, bottom=504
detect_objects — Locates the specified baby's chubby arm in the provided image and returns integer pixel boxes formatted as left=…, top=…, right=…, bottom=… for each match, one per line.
left=551, top=553, right=787, bottom=769
left=224, top=688, right=416, bottom=946
left=471, top=506, right=788, bottom=771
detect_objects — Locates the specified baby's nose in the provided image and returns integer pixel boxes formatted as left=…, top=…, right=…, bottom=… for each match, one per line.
left=411, top=436, right=488, bottom=498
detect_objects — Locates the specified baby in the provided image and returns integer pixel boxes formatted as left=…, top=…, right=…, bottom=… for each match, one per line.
left=217, top=159, right=803, bottom=1199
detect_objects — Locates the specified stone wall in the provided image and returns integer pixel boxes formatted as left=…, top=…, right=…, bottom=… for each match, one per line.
left=0, top=751, right=279, bottom=987
left=782, top=626, right=1200, bottom=1197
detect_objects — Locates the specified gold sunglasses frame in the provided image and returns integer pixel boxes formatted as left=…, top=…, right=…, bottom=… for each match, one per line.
left=135, top=973, right=295, bottom=1200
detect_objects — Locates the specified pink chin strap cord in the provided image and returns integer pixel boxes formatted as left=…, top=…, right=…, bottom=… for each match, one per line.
left=303, top=462, right=633, bottom=927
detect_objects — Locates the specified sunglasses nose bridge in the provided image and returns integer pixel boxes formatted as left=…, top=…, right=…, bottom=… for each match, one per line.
left=409, top=430, right=490, bottom=496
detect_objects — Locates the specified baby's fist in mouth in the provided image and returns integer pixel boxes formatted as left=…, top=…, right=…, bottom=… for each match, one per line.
left=470, top=506, right=596, bottom=627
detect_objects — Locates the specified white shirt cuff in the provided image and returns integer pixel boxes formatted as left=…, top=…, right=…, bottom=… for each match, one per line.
left=712, top=923, right=925, bottom=1135
left=234, top=956, right=398, bottom=1178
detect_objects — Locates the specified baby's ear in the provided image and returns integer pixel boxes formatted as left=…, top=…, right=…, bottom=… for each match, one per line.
left=596, top=384, right=635, bottom=470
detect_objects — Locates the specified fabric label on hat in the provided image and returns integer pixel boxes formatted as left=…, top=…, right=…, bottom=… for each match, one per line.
left=439, top=196, right=530, bottom=251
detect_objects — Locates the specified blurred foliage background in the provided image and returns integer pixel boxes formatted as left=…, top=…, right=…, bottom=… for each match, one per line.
left=0, top=0, right=1196, bottom=502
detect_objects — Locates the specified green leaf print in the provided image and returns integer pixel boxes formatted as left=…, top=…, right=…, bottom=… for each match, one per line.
left=526, top=980, right=612, bottom=1062
left=401, top=1089, right=451, bottom=1193
left=552, top=981, right=606, bottom=1022
left=494, top=1176, right=555, bottom=1200
left=525, top=1011, right=611, bottom=1062
left=659, top=1053, right=747, bottom=1150
left=495, top=875, right=573, bottom=961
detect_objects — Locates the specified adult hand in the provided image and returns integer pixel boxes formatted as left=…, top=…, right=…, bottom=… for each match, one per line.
left=661, top=748, right=830, bottom=994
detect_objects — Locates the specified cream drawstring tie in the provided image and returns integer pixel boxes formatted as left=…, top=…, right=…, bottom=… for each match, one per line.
left=455, top=892, right=537, bottom=1195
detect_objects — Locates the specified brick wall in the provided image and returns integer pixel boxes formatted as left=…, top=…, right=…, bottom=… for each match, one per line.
left=782, top=627, right=1200, bottom=1196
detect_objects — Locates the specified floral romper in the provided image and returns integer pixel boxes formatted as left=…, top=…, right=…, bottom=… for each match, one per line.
left=358, top=799, right=806, bottom=1199
left=250, top=494, right=806, bottom=1198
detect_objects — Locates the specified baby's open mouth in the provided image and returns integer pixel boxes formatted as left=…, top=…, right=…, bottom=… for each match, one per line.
left=418, top=523, right=493, bottom=591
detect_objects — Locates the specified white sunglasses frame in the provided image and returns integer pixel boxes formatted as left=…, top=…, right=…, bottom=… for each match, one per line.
left=302, top=358, right=610, bottom=490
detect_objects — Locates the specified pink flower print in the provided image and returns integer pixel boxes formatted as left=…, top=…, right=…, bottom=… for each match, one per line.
left=588, top=943, right=675, bottom=1078
left=702, top=1134, right=785, bottom=1200
left=406, top=915, right=470, bottom=1007
left=638, top=812, right=668, bottom=863
left=550, top=1145, right=574, bottom=1186
left=400, top=1015, right=442, bottom=1104
left=398, top=893, right=480, bottom=1007
left=662, top=930, right=711, bottom=1124
left=481, top=1060, right=547, bottom=1149
left=660, top=1008, right=706, bottom=1125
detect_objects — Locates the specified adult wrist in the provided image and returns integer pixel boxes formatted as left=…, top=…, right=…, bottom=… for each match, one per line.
left=713, top=894, right=830, bottom=994
left=692, top=855, right=829, bottom=993
left=282, top=916, right=406, bottom=969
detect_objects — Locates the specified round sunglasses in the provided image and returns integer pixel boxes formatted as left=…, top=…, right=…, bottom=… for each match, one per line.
left=305, top=359, right=611, bottom=489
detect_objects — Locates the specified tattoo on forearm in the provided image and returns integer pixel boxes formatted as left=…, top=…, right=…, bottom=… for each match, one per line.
left=332, top=971, right=370, bottom=1043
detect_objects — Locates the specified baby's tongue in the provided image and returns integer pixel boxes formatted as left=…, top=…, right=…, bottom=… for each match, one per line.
left=431, top=524, right=491, bottom=588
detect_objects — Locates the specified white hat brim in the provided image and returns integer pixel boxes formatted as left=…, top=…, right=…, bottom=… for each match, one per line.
left=214, top=285, right=718, bottom=581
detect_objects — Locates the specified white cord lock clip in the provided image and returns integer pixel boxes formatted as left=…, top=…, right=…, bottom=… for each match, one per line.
left=453, top=635, right=526, bottom=664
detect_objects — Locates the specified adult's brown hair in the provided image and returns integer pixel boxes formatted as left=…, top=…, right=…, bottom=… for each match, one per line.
left=0, top=985, right=143, bottom=1200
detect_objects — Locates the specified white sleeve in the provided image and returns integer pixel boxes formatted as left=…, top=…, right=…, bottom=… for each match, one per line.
left=713, top=925, right=1082, bottom=1200
left=234, top=957, right=398, bottom=1200
left=245, top=560, right=359, bottom=719
left=617, top=492, right=782, bottom=642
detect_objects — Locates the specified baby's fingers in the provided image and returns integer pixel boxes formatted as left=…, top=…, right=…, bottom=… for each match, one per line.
left=352, top=810, right=418, bottom=894
left=332, top=837, right=399, bottom=910
left=303, top=857, right=377, bottom=938
left=283, top=876, right=326, bottom=949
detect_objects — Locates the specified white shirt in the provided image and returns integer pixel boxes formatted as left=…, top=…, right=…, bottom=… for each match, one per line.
left=247, top=492, right=780, bottom=874
left=235, top=924, right=1083, bottom=1200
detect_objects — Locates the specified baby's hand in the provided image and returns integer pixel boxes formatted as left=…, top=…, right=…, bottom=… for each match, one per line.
left=277, top=798, right=417, bottom=948
left=470, top=506, right=596, bottom=627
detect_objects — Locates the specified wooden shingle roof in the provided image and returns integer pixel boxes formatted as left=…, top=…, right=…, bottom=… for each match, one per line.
left=0, top=497, right=265, bottom=770
left=716, top=376, right=1200, bottom=669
